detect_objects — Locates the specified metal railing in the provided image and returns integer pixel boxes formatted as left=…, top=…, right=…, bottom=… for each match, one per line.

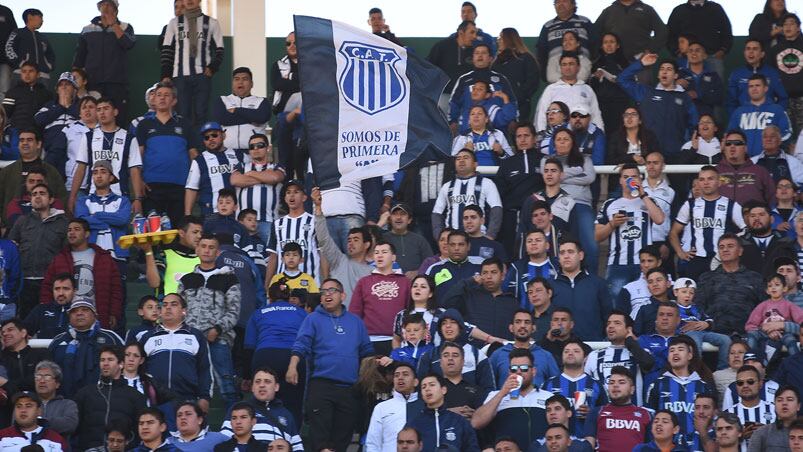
left=478, top=164, right=705, bottom=175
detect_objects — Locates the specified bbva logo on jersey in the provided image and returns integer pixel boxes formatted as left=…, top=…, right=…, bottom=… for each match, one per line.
left=338, top=41, right=407, bottom=115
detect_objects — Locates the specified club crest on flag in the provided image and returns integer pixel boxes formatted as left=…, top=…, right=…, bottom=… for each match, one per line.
left=338, top=41, right=407, bottom=115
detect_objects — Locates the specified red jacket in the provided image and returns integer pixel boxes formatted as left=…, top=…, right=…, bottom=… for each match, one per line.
left=39, top=244, right=122, bottom=328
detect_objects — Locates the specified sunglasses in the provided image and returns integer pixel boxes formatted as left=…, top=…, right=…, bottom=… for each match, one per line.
left=736, top=379, right=757, bottom=386
left=509, top=365, right=530, bottom=373
left=249, top=142, right=267, bottom=150
left=546, top=109, right=562, bottom=115
left=724, top=140, right=745, bottom=147
left=570, top=112, right=588, bottom=118
left=286, top=41, right=295, bottom=47
left=203, top=133, right=220, bottom=140
left=321, top=287, right=343, bottom=294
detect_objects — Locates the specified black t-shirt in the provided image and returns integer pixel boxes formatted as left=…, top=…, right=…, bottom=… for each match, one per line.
left=443, top=378, right=486, bottom=409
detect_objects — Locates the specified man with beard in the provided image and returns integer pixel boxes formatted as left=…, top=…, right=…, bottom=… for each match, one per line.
left=23, top=273, right=75, bottom=338
left=583, top=366, right=651, bottom=452
left=724, top=365, right=777, bottom=449
left=738, top=201, right=796, bottom=276
left=488, top=309, right=559, bottom=388
left=472, top=348, right=554, bottom=450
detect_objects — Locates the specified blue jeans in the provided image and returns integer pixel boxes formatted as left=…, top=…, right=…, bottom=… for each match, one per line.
left=570, top=203, right=600, bottom=275
left=208, top=339, right=238, bottom=408
left=606, top=264, right=641, bottom=302
left=747, top=324, right=801, bottom=357
left=685, top=330, right=732, bottom=370
left=174, top=74, right=211, bottom=129
left=257, top=220, right=272, bottom=246
left=325, top=214, right=365, bottom=254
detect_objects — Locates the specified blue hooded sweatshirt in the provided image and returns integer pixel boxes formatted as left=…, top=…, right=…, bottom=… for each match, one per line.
left=727, top=63, right=788, bottom=114
left=291, top=304, right=374, bottom=385
left=727, top=99, right=792, bottom=156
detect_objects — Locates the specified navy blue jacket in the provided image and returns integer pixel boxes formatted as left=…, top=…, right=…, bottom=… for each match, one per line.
left=678, top=66, right=723, bottom=116
left=5, top=26, right=54, bottom=73
left=0, top=238, right=21, bottom=302
left=217, top=244, right=266, bottom=327
left=140, top=323, right=214, bottom=401
left=406, top=406, right=480, bottom=452
left=48, top=322, right=124, bottom=396
left=23, top=302, right=69, bottom=339
left=291, top=305, right=374, bottom=385
left=203, top=213, right=249, bottom=249
left=619, top=61, right=699, bottom=157
left=427, top=257, right=483, bottom=302
left=551, top=271, right=612, bottom=341
left=775, top=352, right=803, bottom=412
left=34, top=100, right=79, bottom=177
left=727, top=63, right=788, bottom=114
left=73, top=17, right=136, bottom=85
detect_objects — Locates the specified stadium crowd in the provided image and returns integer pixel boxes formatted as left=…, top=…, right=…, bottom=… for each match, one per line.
left=2, top=0, right=803, bottom=451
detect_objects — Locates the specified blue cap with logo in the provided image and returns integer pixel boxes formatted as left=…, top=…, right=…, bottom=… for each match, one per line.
left=200, top=122, right=223, bottom=136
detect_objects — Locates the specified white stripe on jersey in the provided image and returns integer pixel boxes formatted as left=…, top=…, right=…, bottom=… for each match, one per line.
left=271, top=213, right=320, bottom=283
left=77, top=127, right=142, bottom=195
left=185, top=149, right=243, bottom=210
left=674, top=196, right=745, bottom=258
left=163, top=15, right=224, bottom=77
left=584, top=346, right=645, bottom=405
left=725, top=400, right=776, bottom=425
left=432, top=176, right=502, bottom=230
left=236, top=162, right=283, bottom=222
left=597, top=197, right=654, bottom=266
left=643, top=179, right=675, bottom=242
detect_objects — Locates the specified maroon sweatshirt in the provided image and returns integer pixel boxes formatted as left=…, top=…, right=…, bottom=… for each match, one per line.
left=349, top=271, right=411, bottom=337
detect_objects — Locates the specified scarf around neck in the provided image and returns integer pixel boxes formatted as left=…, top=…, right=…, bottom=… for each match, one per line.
left=184, top=6, right=203, bottom=58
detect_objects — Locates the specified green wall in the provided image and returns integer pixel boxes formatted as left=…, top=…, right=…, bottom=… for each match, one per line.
left=49, top=34, right=752, bottom=122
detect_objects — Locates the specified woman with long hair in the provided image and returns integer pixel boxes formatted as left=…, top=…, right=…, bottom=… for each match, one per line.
left=606, top=106, right=661, bottom=166
left=680, top=113, right=722, bottom=164
left=546, top=30, right=592, bottom=83
left=391, top=274, right=503, bottom=348
left=543, top=128, right=599, bottom=272
left=589, top=32, right=631, bottom=133
left=750, top=0, right=788, bottom=48
left=121, top=342, right=174, bottom=409
left=536, top=100, right=570, bottom=155
left=492, top=27, right=539, bottom=120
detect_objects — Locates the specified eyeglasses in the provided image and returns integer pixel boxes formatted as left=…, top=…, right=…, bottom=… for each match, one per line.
left=509, top=365, right=530, bottom=373
left=249, top=142, right=267, bottom=150
left=34, top=374, right=55, bottom=381
left=285, top=41, right=295, bottom=47
left=321, top=287, right=343, bottom=294
left=724, top=140, right=745, bottom=147
left=736, top=379, right=757, bottom=386
left=546, top=109, right=562, bottom=115
left=570, top=112, right=588, bottom=118
left=203, top=133, right=220, bottom=141
left=778, top=183, right=795, bottom=189
left=623, top=111, right=639, bottom=117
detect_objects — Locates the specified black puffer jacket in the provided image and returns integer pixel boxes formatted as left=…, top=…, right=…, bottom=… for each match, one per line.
left=2, top=80, right=51, bottom=130
left=73, top=377, right=147, bottom=450
left=1, top=345, right=51, bottom=394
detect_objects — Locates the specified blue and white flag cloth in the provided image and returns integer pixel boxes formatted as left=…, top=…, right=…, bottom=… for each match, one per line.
left=294, top=15, right=452, bottom=190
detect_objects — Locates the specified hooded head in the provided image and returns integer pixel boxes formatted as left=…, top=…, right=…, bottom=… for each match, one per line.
left=437, top=309, right=466, bottom=343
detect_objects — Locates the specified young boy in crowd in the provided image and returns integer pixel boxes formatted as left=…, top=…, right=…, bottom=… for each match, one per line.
left=238, top=208, right=268, bottom=276
left=380, top=313, right=434, bottom=368
left=269, top=242, right=318, bottom=293
left=672, top=277, right=731, bottom=370
left=745, top=273, right=803, bottom=359
left=633, top=268, right=673, bottom=335
left=203, top=188, right=249, bottom=249
left=125, top=295, right=160, bottom=343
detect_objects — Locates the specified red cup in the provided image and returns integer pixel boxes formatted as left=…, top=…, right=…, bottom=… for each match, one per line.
left=148, top=215, right=161, bottom=233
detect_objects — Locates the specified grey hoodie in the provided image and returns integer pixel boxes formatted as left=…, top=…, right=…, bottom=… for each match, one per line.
left=314, top=214, right=372, bottom=305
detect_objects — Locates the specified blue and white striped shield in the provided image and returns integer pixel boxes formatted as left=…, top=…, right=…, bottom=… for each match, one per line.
left=338, top=41, right=407, bottom=115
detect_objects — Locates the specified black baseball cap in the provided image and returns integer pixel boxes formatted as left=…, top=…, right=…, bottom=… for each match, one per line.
left=285, top=179, right=305, bottom=191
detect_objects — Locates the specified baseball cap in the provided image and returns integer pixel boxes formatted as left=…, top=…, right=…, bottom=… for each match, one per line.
left=390, top=202, right=412, bottom=215
left=743, top=352, right=767, bottom=366
left=285, top=179, right=305, bottom=191
left=68, top=298, right=97, bottom=314
left=92, top=160, right=119, bottom=183
left=12, top=391, right=41, bottom=407
left=144, top=83, right=158, bottom=104
left=57, top=72, right=78, bottom=88
left=200, top=122, right=223, bottom=135
left=672, top=278, right=697, bottom=290
left=571, top=106, right=590, bottom=117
